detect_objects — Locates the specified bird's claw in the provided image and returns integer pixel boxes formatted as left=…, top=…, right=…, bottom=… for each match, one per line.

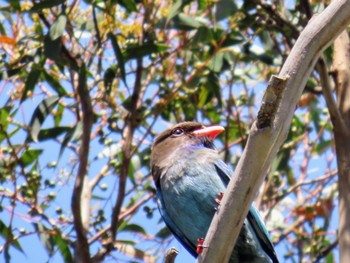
left=196, top=238, right=207, bottom=254
left=214, top=192, right=224, bottom=211
left=215, top=192, right=224, bottom=205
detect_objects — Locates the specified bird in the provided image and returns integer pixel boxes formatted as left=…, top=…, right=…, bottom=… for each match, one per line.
left=151, top=122, right=279, bottom=263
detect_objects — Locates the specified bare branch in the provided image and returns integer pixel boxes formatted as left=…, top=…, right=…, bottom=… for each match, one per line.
left=164, top=248, right=179, bottom=263
left=316, top=58, right=348, bottom=135
left=197, top=1, right=350, bottom=262
left=71, top=64, right=93, bottom=263
left=332, top=29, right=350, bottom=263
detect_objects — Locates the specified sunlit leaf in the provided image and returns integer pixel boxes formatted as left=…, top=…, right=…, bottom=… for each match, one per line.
left=50, top=13, right=67, bottom=40
left=19, top=149, right=43, bottom=167
left=170, top=13, right=201, bottom=30
left=52, top=232, right=73, bottom=263
left=0, top=220, right=24, bottom=253
left=33, top=223, right=54, bottom=256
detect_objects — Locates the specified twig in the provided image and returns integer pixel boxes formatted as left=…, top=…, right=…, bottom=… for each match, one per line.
left=312, top=238, right=338, bottom=263
left=164, top=247, right=179, bottom=263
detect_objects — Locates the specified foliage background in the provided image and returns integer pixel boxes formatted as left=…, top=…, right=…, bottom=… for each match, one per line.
left=0, top=0, right=340, bottom=262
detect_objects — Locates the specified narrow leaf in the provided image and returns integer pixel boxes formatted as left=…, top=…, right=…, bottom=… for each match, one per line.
left=28, top=96, right=60, bottom=142
left=30, top=0, right=65, bottom=12
left=0, top=220, right=24, bottom=253
left=50, top=14, right=67, bottom=40
left=42, top=70, right=68, bottom=96
left=52, top=232, right=73, bottom=263
left=22, top=63, right=41, bottom=103
left=120, top=224, right=147, bottom=235
left=107, top=33, right=127, bottom=86
left=33, top=223, right=54, bottom=256
left=123, top=43, right=170, bottom=61
left=19, top=149, right=43, bottom=167
left=58, top=122, right=82, bottom=159
left=117, top=0, right=138, bottom=13
left=33, top=126, right=71, bottom=142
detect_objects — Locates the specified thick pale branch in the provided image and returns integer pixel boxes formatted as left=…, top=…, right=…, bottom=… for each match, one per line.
left=197, top=1, right=350, bottom=262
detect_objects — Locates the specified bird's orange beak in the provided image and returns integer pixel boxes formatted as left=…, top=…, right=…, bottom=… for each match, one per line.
left=193, top=125, right=225, bottom=139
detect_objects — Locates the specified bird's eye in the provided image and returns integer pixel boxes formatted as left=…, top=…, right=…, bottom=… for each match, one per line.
left=171, top=128, right=184, bottom=137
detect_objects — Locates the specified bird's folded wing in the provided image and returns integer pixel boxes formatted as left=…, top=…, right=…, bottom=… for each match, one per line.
left=156, top=189, right=197, bottom=256
left=248, top=206, right=279, bottom=263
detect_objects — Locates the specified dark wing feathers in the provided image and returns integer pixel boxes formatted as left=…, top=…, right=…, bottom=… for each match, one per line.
left=248, top=207, right=279, bottom=263
left=156, top=188, right=197, bottom=257
left=215, top=159, right=279, bottom=263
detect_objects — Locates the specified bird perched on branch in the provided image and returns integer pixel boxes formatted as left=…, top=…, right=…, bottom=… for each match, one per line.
left=151, top=122, right=279, bottom=263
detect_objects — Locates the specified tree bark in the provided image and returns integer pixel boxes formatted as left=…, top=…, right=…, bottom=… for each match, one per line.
left=332, top=30, right=350, bottom=263
left=197, top=1, right=350, bottom=263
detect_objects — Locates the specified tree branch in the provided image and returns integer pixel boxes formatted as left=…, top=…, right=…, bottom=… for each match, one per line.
left=71, top=63, right=93, bottom=263
left=197, top=1, right=350, bottom=262
left=331, top=29, right=350, bottom=263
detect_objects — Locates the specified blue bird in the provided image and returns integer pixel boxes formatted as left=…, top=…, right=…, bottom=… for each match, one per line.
left=151, top=122, right=279, bottom=263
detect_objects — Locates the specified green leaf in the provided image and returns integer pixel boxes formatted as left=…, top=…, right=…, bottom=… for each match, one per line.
left=42, top=70, right=68, bottom=96
left=44, top=34, right=62, bottom=62
left=107, top=33, right=127, bottom=86
left=58, top=122, right=83, bottom=158
left=155, top=226, right=172, bottom=240
left=22, top=63, right=42, bottom=103
left=33, top=223, right=54, bottom=256
left=119, top=223, right=147, bottom=235
left=19, top=149, right=43, bottom=167
left=117, top=0, right=138, bottom=13
left=209, top=51, right=224, bottom=73
left=167, top=0, right=183, bottom=23
left=191, top=26, right=214, bottom=46
left=28, top=96, right=60, bottom=143
left=34, top=126, right=71, bottom=142
left=5, top=0, right=20, bottom=11
left=54, top=103, right=64, bottom=126
left=91, top=194, right=107, bottom=200
left=0, top=107, right=11, bottom=143
left=171, top=13, right=201, bottom=30
left=167, top=0, right=194, bottom=23
left=0, top=220, right=24, bottom=253
left=103, top=66, right=116, bottom=93
left=52, top=232, right=73, bottom=263
left=197, top=0, right=206, bottom=10
left=30, top=0, right=65, bottom=12
left=215, top=0, right=237, bottom=21
left=50, top=14, right=67, bottom=40
left=123, top=43, right=170, bottom=61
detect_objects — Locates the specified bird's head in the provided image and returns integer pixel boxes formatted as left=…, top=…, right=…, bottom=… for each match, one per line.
left=150, top=122, right=225, bottom=182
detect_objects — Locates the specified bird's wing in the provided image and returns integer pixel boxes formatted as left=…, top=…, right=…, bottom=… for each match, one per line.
left=214, top=159, right=233, bottom=185
left=215, top=159, right=279, bottom=262
left=156, top=188, right=197, bottom=256
left=247, top=206, right=279, bottom=263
